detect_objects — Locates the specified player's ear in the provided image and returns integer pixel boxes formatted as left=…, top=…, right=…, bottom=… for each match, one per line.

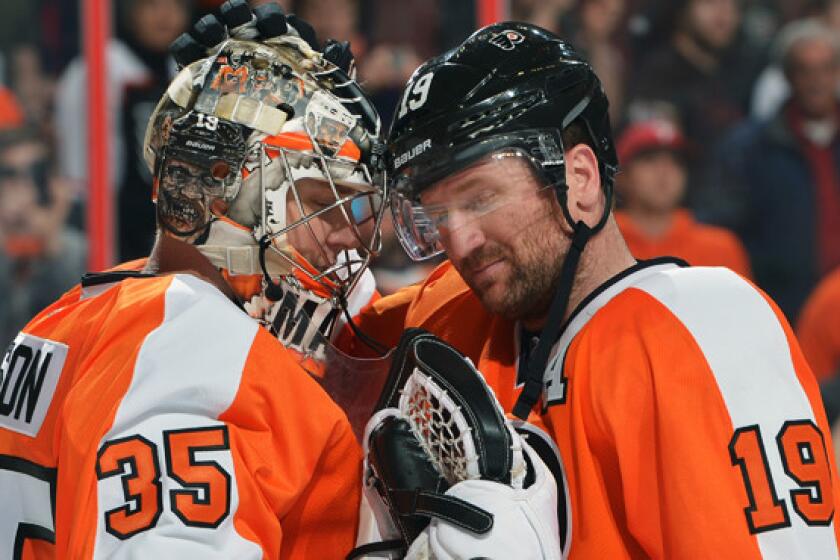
left=564, top=143, right=603, bottom=225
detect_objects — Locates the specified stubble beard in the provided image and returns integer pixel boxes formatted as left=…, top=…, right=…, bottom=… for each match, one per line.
left=464, top=215, right=568, bottom=324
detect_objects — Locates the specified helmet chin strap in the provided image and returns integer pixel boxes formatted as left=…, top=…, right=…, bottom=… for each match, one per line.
left=512, top=174, right=613, bottom=419
left=512, top=221, right=591, bottom=419
left=197, top=218, right=293, bottom=277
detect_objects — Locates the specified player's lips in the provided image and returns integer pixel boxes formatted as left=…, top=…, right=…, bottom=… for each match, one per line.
left=470, top=259, right=505, bottom=286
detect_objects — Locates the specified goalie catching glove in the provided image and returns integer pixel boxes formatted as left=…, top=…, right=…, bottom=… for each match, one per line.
left=353, top=329, right=563, bottom=559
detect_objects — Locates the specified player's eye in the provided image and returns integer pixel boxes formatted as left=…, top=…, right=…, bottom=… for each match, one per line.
left=464, top=190, right=499, bottom=214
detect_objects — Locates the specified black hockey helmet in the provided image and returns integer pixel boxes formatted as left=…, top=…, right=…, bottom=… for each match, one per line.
left=388, top=21, right=617, bottom=208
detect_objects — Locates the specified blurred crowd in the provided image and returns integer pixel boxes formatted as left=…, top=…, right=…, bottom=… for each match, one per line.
left=1, top=0, right=840, bottom=396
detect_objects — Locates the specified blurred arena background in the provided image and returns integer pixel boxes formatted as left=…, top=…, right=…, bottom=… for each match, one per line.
left=1, top=0, right=840, bottom=419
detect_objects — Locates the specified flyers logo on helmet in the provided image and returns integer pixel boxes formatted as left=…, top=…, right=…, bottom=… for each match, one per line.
left=489, top=30, right=525, bottom=51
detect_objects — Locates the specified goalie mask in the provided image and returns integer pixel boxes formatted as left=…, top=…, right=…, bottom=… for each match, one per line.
left=144, top=37, right=386, bottom=347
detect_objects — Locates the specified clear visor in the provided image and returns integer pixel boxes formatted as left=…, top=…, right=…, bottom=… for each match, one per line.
left=391, top=149, right=551, bottom=261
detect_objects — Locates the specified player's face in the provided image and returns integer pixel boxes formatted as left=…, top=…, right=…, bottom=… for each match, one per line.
left=0, top=141, right=48, bottom=232
left=684, top=0, right=740, bottom=52
left=787, top=39, right=840, bottom=119
left=284, top=177, right=379, bottom=272
left=420, top=155, right=568, bottom=321
left=310, top=118, right=349, bottom=157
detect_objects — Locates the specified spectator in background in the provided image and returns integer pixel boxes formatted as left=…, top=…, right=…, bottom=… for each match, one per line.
left=297, top=0, right=364, bottom=48
left=364, top=0, right=440, bottom=60
left=716, top=19, right=840, bottom=321
left=614, top=119, right=751, bottom=277
left=294, top=0, right=405, bottom=121
left=7, top=46, right=55, bottom=136
left=751, top=0, right=840, bottom=119
left=797, top=266, right=840, bottom=447
left=510, top=0, right=574, bottom=34
left=563, top=0, right=627, bottom=123
left=357, top=44, right=422, bottom=125
left=750, top=0, right=840, bottom=120
left=629, top=0, right=761, bottom=212
left=0, top=127, right=85, bottom=345
left=356, top=0, right=431, bottom=125
left=55, top=0, right=189, bottom=261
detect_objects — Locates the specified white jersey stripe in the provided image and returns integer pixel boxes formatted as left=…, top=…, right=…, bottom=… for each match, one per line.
left=93, top=274, right=263, bottom=559
left=635, top=267, right=838, bottom=560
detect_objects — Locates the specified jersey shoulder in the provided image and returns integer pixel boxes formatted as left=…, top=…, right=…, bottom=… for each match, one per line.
left=347, top=260, right=485, bottom=356
left=555, top=263, right=777, bottom=385
left=22, top=272, right=259, bottom=403
left=406, top=260, right=485, bottom=325
left=579, top=265, right=798, bottom=390
left=590, top=265, right=778, bottom=339
left=562, top=265, right=820, bottom=432
left=19, top=261, right=150, bottom=326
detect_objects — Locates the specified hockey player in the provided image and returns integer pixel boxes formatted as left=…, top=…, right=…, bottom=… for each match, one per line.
left=156, top=8, right=570, bottom=559
left=366, top=22, right=840, bottom=557
left=0, top=19, right=387, bottom=558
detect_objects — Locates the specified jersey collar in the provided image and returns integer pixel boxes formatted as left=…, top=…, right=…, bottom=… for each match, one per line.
left=515, top=257, right=688, bottom=407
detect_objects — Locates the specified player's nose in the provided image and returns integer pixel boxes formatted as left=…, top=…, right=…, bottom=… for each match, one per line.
left=325, top=220, right=361, bottom=255
left=441, top=213, right=485, bottom=263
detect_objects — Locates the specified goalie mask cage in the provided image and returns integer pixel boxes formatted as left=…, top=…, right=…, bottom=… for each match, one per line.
left=82, top=0, right=509, bottom=271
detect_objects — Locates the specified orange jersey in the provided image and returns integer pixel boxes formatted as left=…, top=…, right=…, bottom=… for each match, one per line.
left=0, top=271, right=361, bottom=559
left=93, top=255, right=380, bottom=367
left=616, top=209, right=752, bottom=279
left=797, top=267, right=840, bottom=381
left=357, top=259, right=840, bottom=558
left=336, top=281, right=421, bottom=360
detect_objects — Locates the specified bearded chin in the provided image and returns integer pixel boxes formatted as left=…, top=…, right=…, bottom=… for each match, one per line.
left=498, top=262, right=560, bottom=323
left=484, top=228, right=566, bottom=324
